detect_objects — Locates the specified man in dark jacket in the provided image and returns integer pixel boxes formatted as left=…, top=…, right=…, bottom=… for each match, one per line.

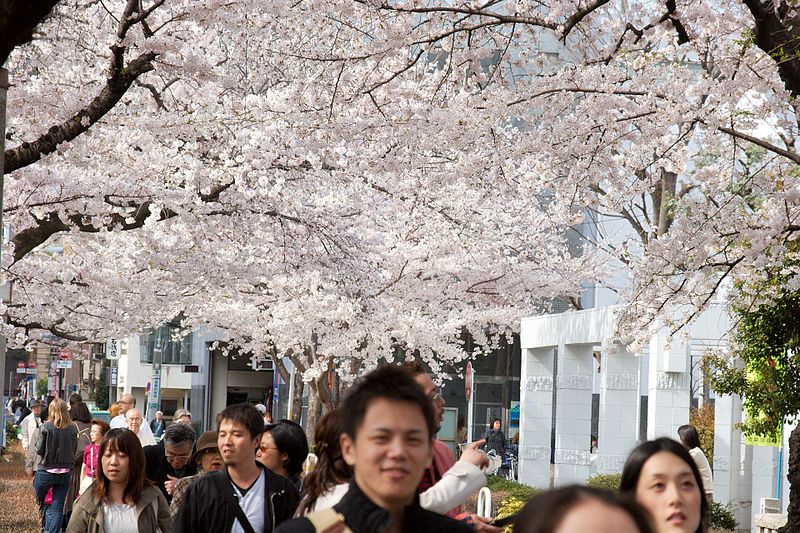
left=173, top=403, right=299, bottom=533
left=144, top=422, right=198, bottom=503
left=275, top=365, right=473, bottom=533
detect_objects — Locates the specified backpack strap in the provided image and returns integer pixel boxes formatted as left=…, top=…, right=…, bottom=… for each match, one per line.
left=306, top=508, right=352, bottom=533
left=212, top=473, right=257, bottom=533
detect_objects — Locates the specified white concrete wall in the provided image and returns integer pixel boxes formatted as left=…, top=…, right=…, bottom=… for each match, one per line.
left=597, top=345, right=640, bottom=474
left=518, top=347, right=555, bottom=489
left=553, top=344, right=594, bottom=485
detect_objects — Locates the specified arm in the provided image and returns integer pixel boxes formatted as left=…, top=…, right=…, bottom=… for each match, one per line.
left=20, top=416, right=29, bottom=449
left=420, top=460, right=486, bottom=514
left=155, top=489, right=174, bottom=533
left=36, top=425, right=48, bottom=458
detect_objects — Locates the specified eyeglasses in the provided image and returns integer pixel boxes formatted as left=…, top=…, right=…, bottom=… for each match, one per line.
left=259, top=446, right=279, bottom=452
left=127, top=417, right=142, bottom=422
left=166, top=452, right=192, bottom=460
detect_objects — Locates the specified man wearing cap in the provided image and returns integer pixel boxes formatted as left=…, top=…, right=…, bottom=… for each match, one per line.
left=20, top=400, right=44, bottom=450
left=255, top=403, right=272, bottom=426
left=169, top=431, right=224, bottom=519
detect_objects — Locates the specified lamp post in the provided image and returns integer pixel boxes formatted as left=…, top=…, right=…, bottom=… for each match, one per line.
left=0, top=67, right=8, bottom=430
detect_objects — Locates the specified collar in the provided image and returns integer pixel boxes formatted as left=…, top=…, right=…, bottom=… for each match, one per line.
left=334, top=480, right=423, bottom=532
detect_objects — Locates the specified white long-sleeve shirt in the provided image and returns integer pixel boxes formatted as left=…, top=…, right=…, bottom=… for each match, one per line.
left=19, top=412, right=41, bottom=450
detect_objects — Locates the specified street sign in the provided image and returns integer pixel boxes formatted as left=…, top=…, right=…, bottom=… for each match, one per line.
left=59, top=347, right=72, bottom=360
left=109, top=367, right=118, bottom=386
left=26, top=368, right=36, bottom=374
left=16, top=367, right=25, bottom=374
left=56, top=360, right=72, bottom=369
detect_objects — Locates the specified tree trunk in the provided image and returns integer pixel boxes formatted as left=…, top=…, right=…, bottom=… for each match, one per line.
left=271, top=349, right=305, bottom=424
left=780, top=425, right=800, bottom=533
left=657, top=169, right=677, bottom=237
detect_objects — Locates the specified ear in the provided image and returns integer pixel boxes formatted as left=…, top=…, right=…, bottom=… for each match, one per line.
left=340, top=433, right=357, bottom=467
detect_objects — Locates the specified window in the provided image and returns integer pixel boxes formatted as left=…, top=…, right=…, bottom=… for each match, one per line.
left=140, top=322, right=192, bottom=365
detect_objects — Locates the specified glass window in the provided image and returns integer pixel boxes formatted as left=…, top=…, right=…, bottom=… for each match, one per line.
left=140, top=322, right=192, bottom=365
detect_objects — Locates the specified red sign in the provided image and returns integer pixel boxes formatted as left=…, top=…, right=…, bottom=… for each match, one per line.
left=17, top=361, right=25, bottom=368
left=59, top=348, right=73, bottom=360
left=465, top=361, right=473, bottom=402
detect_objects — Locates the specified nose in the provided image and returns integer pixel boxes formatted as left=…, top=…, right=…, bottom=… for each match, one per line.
left=386, top=436, right=409, bottom=459
left=666, top=482, right=682, bottom=506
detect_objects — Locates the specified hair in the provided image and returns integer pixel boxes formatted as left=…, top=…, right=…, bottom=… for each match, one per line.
left=678, top=424, right=703, bottom=451
left=398, top=360, right=425, bottom=376
left=94, top=428, right=151, bottom=503
left=109, top=402, right=122, bottom=419
left=163, top=421, right=197, bottom=447
left=48, top=398, right=72, bottom=429
left=491, top=417, right=502, bottom=427
left=620, top=438, right=708, bottom=533
left=69, top=393, right=82, bottom=407
left=513, top=485, right=655, bottom=533
left=173, top=408, right=191, bottom=421
left=341, top=364, right=435, bottom=442
left=217, top=403, right=264, bottom=441
left=70, top=402, right=92, bottom=424
left=91, top=419, right=111, bottom=436
left=298, top=410, right=352, bottom=515
left=264, top=419, right=309, bottom=479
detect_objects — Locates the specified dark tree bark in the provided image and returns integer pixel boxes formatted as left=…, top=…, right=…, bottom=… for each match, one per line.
left=780, top=426, right=800, bottom=532
left=0, top=0, right=59, bottom=66
left=742, top=0, right=800, bottom=100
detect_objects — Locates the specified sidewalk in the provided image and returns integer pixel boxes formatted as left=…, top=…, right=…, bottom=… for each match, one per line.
left=0, top=440, right=41, bottom=533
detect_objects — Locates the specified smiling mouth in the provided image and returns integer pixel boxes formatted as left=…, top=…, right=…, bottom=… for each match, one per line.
left=381, top=467, right=410, bottom=479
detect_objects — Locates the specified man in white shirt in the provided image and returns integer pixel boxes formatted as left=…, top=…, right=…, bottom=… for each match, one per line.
left=111, top=393, right=156, bottom=441
left=20, top=400, right=44, bottom=450
left=127, top=408, right=157, bottom=446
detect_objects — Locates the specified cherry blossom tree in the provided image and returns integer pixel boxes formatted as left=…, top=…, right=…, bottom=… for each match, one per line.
left=6, top=1, right=800, bottom=507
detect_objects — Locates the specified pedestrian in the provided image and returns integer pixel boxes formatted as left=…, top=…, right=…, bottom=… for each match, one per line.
left=34, top=398, right=78, bottom=533
left=620, top=438, right=707, bottom=533
left=677, top=425, right=713, bottom=502
left=143, top=422, right=197, bottom=503
left=16, top=398, right=32, bottom=425
left=173, top=403, right=300, bottom=533
left=79, top=419, right=110, bottom=496
left=108, top=402, right=121, bottom=420
left=295, top=410, right=351, bottom=516
left=168, top=430, right=224, bottom=519
left=172, top=408, right=192, bottom=425
left=275, top=365, right=474, bottom=533
left=257, top=420, right=309, bottom=491
left=126, top=408, right=157, bottom=446
left=400, top=362, right=499, bottom=531
left=512, top=485, right=654, bottom=533
left=65, top=402, right=94, bottom=523
left=20, top=399, right=44, bottom=450
left=66, top=428, right=172, bottom=533
left=110, top=394, right=156, bottom=442
left=483, top=418, right=505, bottom=457
left=150, top=411, right=165, bottom=439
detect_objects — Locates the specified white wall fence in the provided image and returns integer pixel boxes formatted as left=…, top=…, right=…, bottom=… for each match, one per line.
left=518, top=304, right=788, bottom=532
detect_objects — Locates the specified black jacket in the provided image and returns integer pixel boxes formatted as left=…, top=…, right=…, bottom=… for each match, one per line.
left=144, top=440, right=198, bottom=503
left=36, top=421, right=78, bottom=470
left=275, top=480, right=474, bottom=533
left=174, top=462, right=300, bottom=533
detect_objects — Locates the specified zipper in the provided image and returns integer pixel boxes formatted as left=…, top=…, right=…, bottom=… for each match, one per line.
left=270, top=489, right=283, bottom=532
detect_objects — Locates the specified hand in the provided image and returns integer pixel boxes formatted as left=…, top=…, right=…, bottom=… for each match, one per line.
left=459, top=439, right=489, bottom=469
left=165, top=475, right=178, bottom=495
left=469, top=515, right=503, bottom=533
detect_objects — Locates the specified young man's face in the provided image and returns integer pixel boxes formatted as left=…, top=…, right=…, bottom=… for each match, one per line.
left=218, top=419, right=260, bottom=468
left=341, top=398, right=432, bottom=512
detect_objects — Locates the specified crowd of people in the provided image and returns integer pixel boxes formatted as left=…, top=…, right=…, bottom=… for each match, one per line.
left=10, top=363, right=714, bottom=533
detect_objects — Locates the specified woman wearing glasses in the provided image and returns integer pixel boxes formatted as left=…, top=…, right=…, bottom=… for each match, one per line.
left=257, top=419, right=309, bottom=491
